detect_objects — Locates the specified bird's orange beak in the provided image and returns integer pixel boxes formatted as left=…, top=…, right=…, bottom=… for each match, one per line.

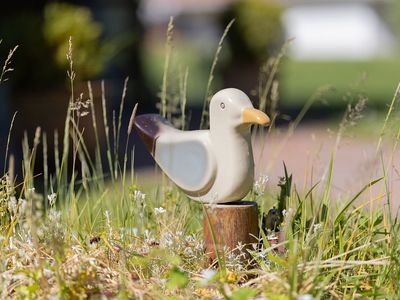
left=242, top=108, right=270, bottom=126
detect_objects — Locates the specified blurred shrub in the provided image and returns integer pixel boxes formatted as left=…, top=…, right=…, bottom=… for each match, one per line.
left=0, top=12, right=59, bottom=87
left=43, top=3, right=120, bottom=80
left=223, top=0, right=283, bottom=61
left=141, top=39, right=213, bottom=106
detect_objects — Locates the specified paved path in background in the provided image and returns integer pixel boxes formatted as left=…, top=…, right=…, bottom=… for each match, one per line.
left=136, top=124, right=399, bottom=213
left=253, top=125, right=400, bottom=214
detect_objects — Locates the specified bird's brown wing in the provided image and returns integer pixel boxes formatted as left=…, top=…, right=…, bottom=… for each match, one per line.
left=133, top=114, right=172, bottom=155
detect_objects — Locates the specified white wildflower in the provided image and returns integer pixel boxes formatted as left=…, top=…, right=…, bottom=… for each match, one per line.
left=26, top=187, right=36, bottom=199
left=8, top=196, right=17, bottom=214
left=19, top=199, right=27, bottom=214
left=88, top=257, right=97, bottom=266
left=144, top=229, right=156, bottom=245
left=78, top=111, right=89, bottom=117
left=254, top=174, right=269, bottom=195
left=47, top=193, right=57, bottom=207
left=201, top=269, right=216, bottom=285
left=154, top=207, right=166, bottom=215
left=313, top=223, right=322, bottom=233
left=132, top=227, right=138, bottom=236
left=71, top=245, right=81, bottom=253
left=70, top=93, right=91, bottom=118
left=133, top=190, right=146, bottom=202
left=43, top=268, right=53, bottom=278
left=236, top=241, right=245, bottom=253
left=161, top=232, right=174, bottom=247
left=184, top=247, right=194, bottom=256
left=5, top=174, right=12, bottom=194
left=82, top=99, right=90, bottom=109
left=282, top=208, right=294, bottom=221
left=48, top=209, right=61, bottom=223
left=299, top=294, right=314, bottom=300
left=185, top=234, right=195, bottom=243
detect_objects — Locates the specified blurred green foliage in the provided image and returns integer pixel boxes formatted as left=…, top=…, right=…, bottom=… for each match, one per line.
left=43, top=3, right=121, bottom=80
left=166, top=267, right=189, bottom=289
left=141, top=40, right=220, bottom=105
left=0, top=12, right=58, bottom=87
left=224, top=0, right=283, bottom=61
left=0, top=3, right=129, bottom=88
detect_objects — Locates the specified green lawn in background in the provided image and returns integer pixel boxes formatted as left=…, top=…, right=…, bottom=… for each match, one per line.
left=142, top=34, right=400, bottom=111
left=280, top=59, right=400, bottom=109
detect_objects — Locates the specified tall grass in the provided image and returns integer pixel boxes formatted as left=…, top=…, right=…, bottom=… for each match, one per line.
left=200, top=19, right=234, bottom=130
left=0, top=41, right=18, bottom=84
left=0, top=29, right=399, bottom=299
left=160, top=17, right=174, bottom=119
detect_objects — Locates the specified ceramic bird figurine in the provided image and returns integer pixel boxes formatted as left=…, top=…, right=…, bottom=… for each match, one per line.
left=134, top=88, right=270, bottom=203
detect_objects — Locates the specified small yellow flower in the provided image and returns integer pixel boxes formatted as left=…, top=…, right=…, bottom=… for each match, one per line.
left=226, top=270, right=238, bottom=284
left=196, top=288, right=213, bottom=298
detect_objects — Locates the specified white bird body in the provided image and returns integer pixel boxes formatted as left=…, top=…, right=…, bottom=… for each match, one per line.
left=134, top=88, right=269, bottom=203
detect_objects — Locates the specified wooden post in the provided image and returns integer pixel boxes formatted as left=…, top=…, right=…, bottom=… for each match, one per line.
left=203, top=201, right=259, bottom=263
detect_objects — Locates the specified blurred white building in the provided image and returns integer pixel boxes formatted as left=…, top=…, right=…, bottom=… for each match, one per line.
left=282, top=0, right=396, bottom=60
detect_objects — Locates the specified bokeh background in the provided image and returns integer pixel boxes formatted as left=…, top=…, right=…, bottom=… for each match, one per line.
left=0, top=0, right=399, bottom=193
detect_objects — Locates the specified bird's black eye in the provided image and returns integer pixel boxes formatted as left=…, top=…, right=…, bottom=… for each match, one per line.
left=220, top=102, right=225, bottom=109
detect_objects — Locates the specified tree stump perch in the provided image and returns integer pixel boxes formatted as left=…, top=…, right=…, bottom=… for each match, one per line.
left=203, top=201, right=259, bottom=263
